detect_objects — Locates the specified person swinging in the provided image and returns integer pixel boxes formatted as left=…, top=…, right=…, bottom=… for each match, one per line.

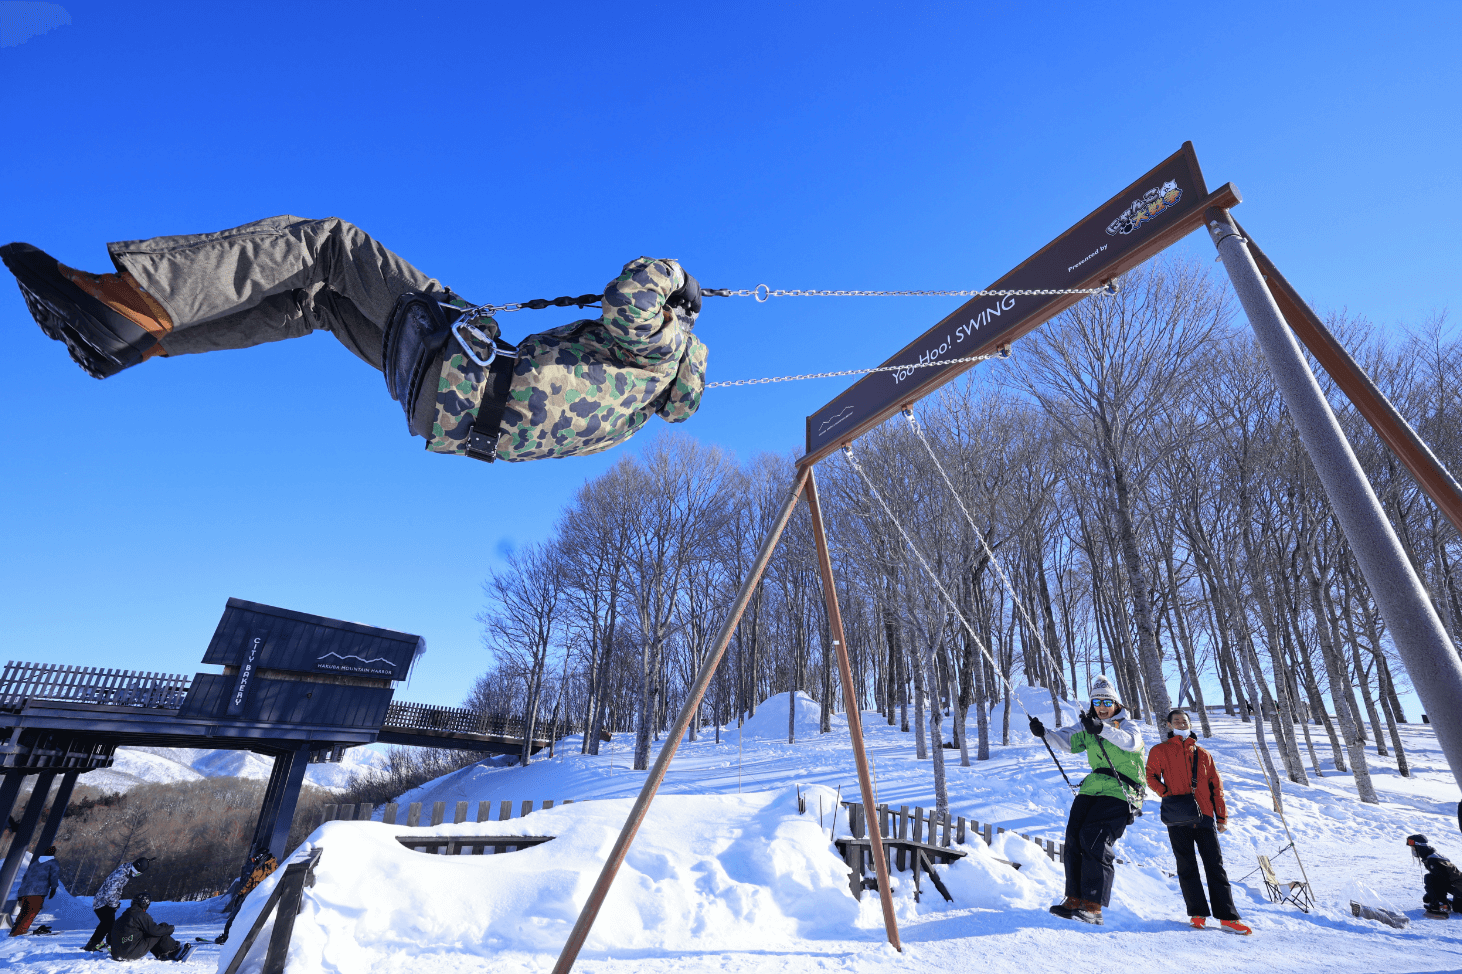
left=2, top=216, right=707, bottom=463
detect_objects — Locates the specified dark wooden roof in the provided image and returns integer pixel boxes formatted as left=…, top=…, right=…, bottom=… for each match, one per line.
left=203, top=598, right=425, bottom=682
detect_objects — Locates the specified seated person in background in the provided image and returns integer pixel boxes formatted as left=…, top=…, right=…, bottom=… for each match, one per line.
left=108, top=892, right=193, bottom=963
left=1409, top=834, right=1462, bottom=919
left=215, top=844, right=279, bottom=944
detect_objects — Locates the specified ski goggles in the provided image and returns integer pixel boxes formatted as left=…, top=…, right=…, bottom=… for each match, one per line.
left=1091, top=698, right=1117, bottom=708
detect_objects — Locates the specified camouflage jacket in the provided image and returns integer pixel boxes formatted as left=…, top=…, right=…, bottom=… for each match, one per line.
left=427, top=257, right=707, bottom=462
left=93, top=862, right=136, bottom=910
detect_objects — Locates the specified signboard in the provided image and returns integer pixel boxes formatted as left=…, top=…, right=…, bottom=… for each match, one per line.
left=226, top=631, right=267, bottom=716
left=803, top=143, right=1234, bottom=463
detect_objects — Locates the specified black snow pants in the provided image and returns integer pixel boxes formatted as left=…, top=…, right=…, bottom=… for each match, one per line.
left=83, top=906, right=115, bottom=951
left=1063, top=794, right=1129, bottom=907
left=1424, top=870, right=1462, bottom=910
left=1168, top=821, right=1239, bottom=920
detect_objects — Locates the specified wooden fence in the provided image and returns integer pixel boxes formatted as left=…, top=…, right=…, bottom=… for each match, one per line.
left=319, top=796, right=1102, bottom=867
left=319, top=797, right=575, bottom=829
left=0, top=661, right=191, bottom=710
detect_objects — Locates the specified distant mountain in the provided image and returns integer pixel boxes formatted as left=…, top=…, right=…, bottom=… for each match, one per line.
left=81, top=744, right=391, bottom=793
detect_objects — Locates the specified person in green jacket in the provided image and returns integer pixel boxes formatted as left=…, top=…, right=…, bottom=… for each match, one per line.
left=1, top=217, right=707, bottom=464
left=1029, top=674, right=1146, bottom=925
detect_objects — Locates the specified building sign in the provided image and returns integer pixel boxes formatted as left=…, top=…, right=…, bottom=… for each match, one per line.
left=314, top=651, right=398, bottom=678
left=227, top=632, right=266, bottom=716
left=804, top=143, right=1214, bottom=460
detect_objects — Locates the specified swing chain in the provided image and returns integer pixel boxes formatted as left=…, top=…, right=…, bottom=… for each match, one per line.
left=449, top=279, right=1118, bottom=321
left=704, top=352, right=998, bottom=389
left=736, top=282, right=1118, bottom=302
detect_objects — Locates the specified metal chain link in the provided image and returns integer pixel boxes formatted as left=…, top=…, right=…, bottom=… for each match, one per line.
left=708, top=283, right=1115, bottom=302
left=704, top=351, right=999, bottom=388
left=452, top=280, right=1116, bottom=321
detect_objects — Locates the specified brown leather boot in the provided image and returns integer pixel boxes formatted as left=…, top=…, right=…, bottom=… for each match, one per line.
left=1075, top=900, right=1104, bottom=925
left=1048, top=896, right=1081, bottom=919
left=59, top=265, right=173, bottom=358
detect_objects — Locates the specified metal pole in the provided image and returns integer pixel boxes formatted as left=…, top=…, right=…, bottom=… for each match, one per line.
left=33, top=770, right=79, bottom=854
left=0, top=771, right=54, bottom=918
left=1208, top=206, right=1462, bottom=787
left=551, top=466, right=811, bottom=974
left=804, top=470, right=901, bottom=951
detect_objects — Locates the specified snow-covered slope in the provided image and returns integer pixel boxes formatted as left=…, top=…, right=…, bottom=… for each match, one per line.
left=5, top=689, right=1459, bottom=974
left=81, top=743, right=390, bottom=793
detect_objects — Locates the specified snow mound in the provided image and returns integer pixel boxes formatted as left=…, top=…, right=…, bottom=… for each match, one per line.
left=222, top=788, right=870, bottom=972
left=989, top=685, right=1085, bottom=742
left=737, top=691, right=824, bottom=741
left=81, top=744, right=390, bottom=793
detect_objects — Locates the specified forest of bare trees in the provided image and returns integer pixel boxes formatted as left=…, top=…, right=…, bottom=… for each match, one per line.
left=467, top=257, right=1455, bottom=809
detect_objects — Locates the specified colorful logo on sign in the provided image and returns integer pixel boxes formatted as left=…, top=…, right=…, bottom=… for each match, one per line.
left=1106, top=180, right=1182, bottom=236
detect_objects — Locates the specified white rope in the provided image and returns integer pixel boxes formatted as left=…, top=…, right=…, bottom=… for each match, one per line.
left=901, top=409, right=1071, bottom=704
left=840, top=443, right=1030, bottom=718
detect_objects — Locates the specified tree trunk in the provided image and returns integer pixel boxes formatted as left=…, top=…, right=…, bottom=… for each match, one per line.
left=1299, top=542, right=1379, bottom=804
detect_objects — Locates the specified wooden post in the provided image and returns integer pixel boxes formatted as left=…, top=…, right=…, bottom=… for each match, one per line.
left=383, top=803, right=398, bottom=825
left=477, top=801, right=491, bottom=823
left=431, top=802, right=446, bottom=826
left=359, top=803, right=374, bottom=822
left=900, top=807, right=912, bottom=871
left=406, top=803, right=421, bottom=827
left=550, top=466, right=813, bottom=974
left=455, top=801, right=469, bottom=824
left=805, top=468, right=901, bottom=950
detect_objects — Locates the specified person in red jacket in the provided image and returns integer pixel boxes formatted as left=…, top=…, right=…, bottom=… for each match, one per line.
left=1145, top=709, right=1251, bottom=935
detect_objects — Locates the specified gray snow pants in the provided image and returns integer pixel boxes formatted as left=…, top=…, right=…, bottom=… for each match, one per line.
left=106, top=215, right=446, bottom=370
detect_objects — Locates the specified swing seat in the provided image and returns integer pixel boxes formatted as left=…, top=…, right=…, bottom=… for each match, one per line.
left=1258, top=855, right=1313, bottom=913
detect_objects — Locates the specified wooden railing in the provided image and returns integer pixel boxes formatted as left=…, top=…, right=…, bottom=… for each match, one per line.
left=382, top=701, right=593, bottom=740
left=0, top=661, right=191, bottom=710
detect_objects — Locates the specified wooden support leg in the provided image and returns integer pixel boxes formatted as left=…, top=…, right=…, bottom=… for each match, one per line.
left=550, top=467, right=814, bottom=974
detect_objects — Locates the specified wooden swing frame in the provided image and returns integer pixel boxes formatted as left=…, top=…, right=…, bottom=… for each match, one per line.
left=550, top=143, right=1462, bottom=973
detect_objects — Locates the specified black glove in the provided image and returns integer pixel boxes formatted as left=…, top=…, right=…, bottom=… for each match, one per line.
left=666, top=270, right=702, bottom=317
left=1081, top=711, right=1102, bottom=735
left=1028, top=716, right=1046, bottom=738
left=48, top=888, right=55, bottom=900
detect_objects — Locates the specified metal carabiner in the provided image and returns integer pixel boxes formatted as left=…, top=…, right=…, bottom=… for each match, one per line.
left=452, top=320, right=498, bottom=368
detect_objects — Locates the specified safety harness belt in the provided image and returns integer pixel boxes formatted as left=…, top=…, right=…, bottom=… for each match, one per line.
left=466, top=351, right=517, bottom=463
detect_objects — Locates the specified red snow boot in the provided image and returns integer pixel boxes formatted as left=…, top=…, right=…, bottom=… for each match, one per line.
left=1220, top=919, right=1253, bottom=935
left=1189, top=916, right=1207, bottom=929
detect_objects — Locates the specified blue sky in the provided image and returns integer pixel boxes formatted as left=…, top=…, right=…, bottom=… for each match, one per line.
left=1, top=1, right=1458, bottom=710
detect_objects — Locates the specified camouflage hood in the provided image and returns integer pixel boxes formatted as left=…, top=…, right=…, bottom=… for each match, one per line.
left=428, top=256, right=707, bottom=461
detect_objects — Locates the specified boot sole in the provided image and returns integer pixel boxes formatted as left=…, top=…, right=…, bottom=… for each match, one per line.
left=1, top=242, right=155, bottom=378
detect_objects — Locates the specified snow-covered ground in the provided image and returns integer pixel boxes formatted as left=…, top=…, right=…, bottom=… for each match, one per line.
left=80, top=743, right=391, bottom=793
left=4, top=688, right=1459, bottom=973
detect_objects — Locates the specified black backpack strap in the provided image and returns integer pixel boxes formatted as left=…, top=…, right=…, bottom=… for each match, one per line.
left=1090, top=765, right=1144, bottom=794
left=466, top=355, right=517, bottom=462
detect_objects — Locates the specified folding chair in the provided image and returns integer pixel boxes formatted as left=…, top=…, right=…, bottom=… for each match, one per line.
left=1258, top=855, right=1313, bottom=913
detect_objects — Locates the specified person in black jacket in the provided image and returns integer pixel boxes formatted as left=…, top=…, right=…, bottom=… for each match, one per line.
left=107, top=893, right=193, bottom=962
left=1408, top=834, right=1462, bottom=919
